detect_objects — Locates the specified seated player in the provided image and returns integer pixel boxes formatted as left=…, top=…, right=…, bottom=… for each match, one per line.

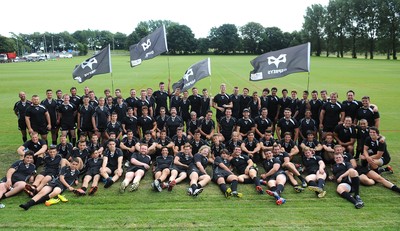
left=303, top=147, right=327, bottom=198
left=210, top=134, right=226, bottom=162
left=226, top=131, right=242, bottom=153
left=75, top=149, right=103, bottom=196
left=198, top=110, right=215, bottom=141
left=230, top=146, right=263, bottom=194
left=75, top=132, right=90, bottom=148
left=212, top=149, right=242, bottom=198
left=240, top=131, right=261, bottom=162
left=19, top=158, right=80, bottom=210
left=189, top=129, right=207, bottom=155
left=261, top=150, right=287, bottom=205
left=334, top=116, right=356, bottom=156
left=322, top=132, right=336, bottom=164
left=155, top=130, right=174, bottom=158
left=56, top=135, right=74, bottom=159
left=105, top=112, right=123, bottom=140
left=362, top=127, right=392, bottom=173
left=332, top=152, right=364, bottom=209
left=279, top=132, right=299, bottom=159
left=120, top=144, right=152, bottom=192
left=135, top=130, right=157, bottom=156
left=0, top=151, right=35, bottom=209
left=259, top=130, right=276, bottom=152
left=187, top=111, right=200, bottom=140
left=87, top=134, right=104, bottom=155
left=357, top=162, right=400, bottom=195
left=187, top=145, right=212, bottom=197
left=17, top=132, right=47, bottom=168
left=25, top=146, right=62, bottom=196
left=100, top=139, right=123, bottom=188
left=355, top=119, right=369, bottom=160
left=172, top=128, right=188, bottom=155
left=69, top=140, right=91, bottom=171
left=151, top=147, right=174, bottom=192
left=120, top=130, right=139, bottom=166
left=236, top=108, right=255, bottom=140
left=300, top=131, right=323, bottom=157
left=168, top=143, right=194, bottom=191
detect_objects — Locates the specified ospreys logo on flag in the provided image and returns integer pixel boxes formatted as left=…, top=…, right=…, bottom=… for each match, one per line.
left=172, top=58, right=211, bottom=92
left=249, top=42, right=310, bottom=81
left=72, top=45, right=112, bottom=83
left=130, top=25, right=168, bottom=67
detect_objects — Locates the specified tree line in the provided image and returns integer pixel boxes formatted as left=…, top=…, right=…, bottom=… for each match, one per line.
left=1, top=0, right=398, bottom=59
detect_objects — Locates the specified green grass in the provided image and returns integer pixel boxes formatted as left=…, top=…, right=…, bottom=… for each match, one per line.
left=0, top=55, right=400, bottom=230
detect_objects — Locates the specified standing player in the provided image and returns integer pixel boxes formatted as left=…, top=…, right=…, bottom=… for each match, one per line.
left=355, top=96, right=380, bottom=128
left=57, top=94, right=77, bottom=146
left=153, top=82, right=169, bottom=116
left=77, top=96, right=95, bottom=138
left=0, top=151, right=35, bottom=209
left=26, top=94, right=51, bottom=142
left=213, top=83, right=232, bottom=124
left=92, top=97, right=110, bottom=144
left=188, top=87, right=202, bottom=117
left=230, top=86, right=241, bottom=119
left=267, top=87, right=280, bottom=135
left=319, top=92, right=344, bottom=137
left=200, top=88, right=211, bottom=118
left=13, top=91, right=31, bottom=142
left=40, top=90, right=58, bottom=144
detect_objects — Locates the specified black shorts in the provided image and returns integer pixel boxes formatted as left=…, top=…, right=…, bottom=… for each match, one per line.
left=33, top=126, right=48, bottom=135
left=48, top=179, right=67, bottom=192
left=238, top=166, right=257, bottom=175
left=170, top=166, right=187, bottom=174
left=322, top=125, right=335, bottom=133
left=212, top=170, right=232, bottom=182
left=154, top=167, right=170, bottom=173
left=356, top=165, right=370, bottom=175
left=18, top=120, right=27, bottom=130
left=61, top=124, right=76, bottom=131
left=126, top=166, right=145, bottom=172
left=40, top=170, right=58, bottom=178
left=97, top=128, right=106, bottom=133
left=266, top=170, right=287, bottom=181
left=187, top=168, right=206, bottom=176
left=85, top=168, right=100, bottom=177
left=80, top=127, right=93, bottom=133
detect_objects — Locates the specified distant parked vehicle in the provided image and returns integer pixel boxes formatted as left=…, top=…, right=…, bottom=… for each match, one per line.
left=0, top=52, right=17, bottom=63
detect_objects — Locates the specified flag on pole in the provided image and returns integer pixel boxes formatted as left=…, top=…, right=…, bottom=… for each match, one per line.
left=249, top=42, right=310, bottom=81
left=130, top=25, right=168, bottom=67
left=72, top=45, right=112, bottom=83
left=172, top=58, right=211, bottom=92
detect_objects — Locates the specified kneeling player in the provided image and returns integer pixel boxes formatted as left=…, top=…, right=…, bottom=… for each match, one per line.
left=76, top=149, right=103, bottom=196
left=19, top=158, right=80, bottom=210
left=151, top=147, right=174, bottom=192
left=119, top=144, right=151, bottom=192
left=187, top=145, right=212, bottom=197
left=261, top=150, right=287, bottom=205
left=332, top=152, right=364, bottom=209
left=212, top=149, right=242, bottom=198
left=0, top=151, right=35, bottom=209
left=303, top=147, right=327, bottom=198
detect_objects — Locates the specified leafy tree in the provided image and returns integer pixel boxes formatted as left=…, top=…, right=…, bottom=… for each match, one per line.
left=303, top=4, right=326, bottom=56
left=240, top=22, right=265, bottom=54
left=196, top=38, right=210, bottom=54
left=167, top=24, right=196, bottom=54
left=208, top=24, right=240, bottom=54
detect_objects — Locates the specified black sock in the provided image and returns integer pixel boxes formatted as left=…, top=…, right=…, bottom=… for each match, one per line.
left=360, top=159, right=368, bottom=167
left=276, top=184, right=284, bottom=195
left=308, top=181, right=317, bottom=187
left=191, top=184, right=197, bottom=191
left=81, top=187, right=87, bottom=192
left=354, top=150, right=360, bottom=159
left=23, top=136, right=27, bottom=142
left=197, top=183, right=202, bottom=189
left=243, top=178, right=253, bottom=184
left=231, top=180, right=238, bottom=192
left=270, top=186, right=277, bottom=192
left=317, top=178, right=325, bottom=189
left=340, top=191, right=357, bottom=204
left=72, top=138, right=77, bottom=147
left=297, top=175, right=305, bottom=182
left=36, top=194, right=50, bottom=205
left=219, top=183, right=227, bottom=193
left=351, top=177, right=360, bottom=195
left=252, top=176, right=261, bottom=187
left=20, top=199, right=35, bottom=210
left=391, top=185, right=400, bottom=193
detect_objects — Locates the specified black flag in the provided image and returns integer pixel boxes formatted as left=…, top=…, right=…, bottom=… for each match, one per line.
left=249, top=43, right=310, bottom=81
left=130, top=25, right=168, bottom=67
left=72, top=45, right=111, bottom=83
left=172, top=58, right=211, bottom=92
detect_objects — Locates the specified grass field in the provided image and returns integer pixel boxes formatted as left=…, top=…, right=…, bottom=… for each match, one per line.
left=0, top=55, right=399, bottom=230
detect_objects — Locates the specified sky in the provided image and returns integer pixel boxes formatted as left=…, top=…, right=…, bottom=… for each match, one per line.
left=2, top=0, right=330, bottom=39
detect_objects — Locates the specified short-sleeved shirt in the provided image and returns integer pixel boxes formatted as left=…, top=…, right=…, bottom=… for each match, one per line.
left=211, top=143, right=225, bottom=158
left=103, top=148, right=123, bottom=169
left=190, top=138, right=208, bottom=154
left=72, top=148, right=91, bottom=165
left=189, top=153, right=209, bottom=171
left=254, top=116, right=273, bottom=135
left=134, top=99, right=151, bottom=118
left=230, top=94, right=241, bottom=118
left=129, top=152, right=151, bottom=171
left=262, top=157, right=282, bottom=173
left=40, top=99, right=57, bottom=126
left=364, top=137, right=390, bottom=164
left=187, top=119, right=200, bottom=135
left=219, top=116, right=236, bottom=138
left=58, top=103, right=76, bottom=126
left=56, top=143, right=73, bottom=159
left=226, top=139, right=242, bottom=153
left=321, top=102, right=344, bottom=128
left=188, top=94, right=202, bottom=116
left=26, top=104, right=48, bottom=129
left=8, top=160, right=36, bottom=183
left=106, top=121, right=123, bottom=135
left=309, top=99, right=323, bottom=123
left=153, top=90, right=169, bottom=112
left=260, top=137, right=276, bottom=148
left=332, top=162, right=353, bottom=181
left=42, top=154, right=62, bottom=176
left=58, top=166, right=80, bottom=186
left=230, top=154, right=250, bottom=175
left=342, top=100, right=361, bottom=121
left=266, top=95, right=279, bottom=119
left=171, top=134, right=187, bottom=149
left=122, top=115, right=139, bottom=136
left=155, top=155, right=174, bottom=171
left=213, top=156, right=231, bottom=174
left=155, top=115, right=169, bottom=131
left=125, top=97, right=138, bottom=109
left=114, top=103, right=128, bottom=122
left=172, top=152, right=193, bottom=172
left=138, top=115, right=155, bottom=134
left=277, top=117, right=299, bottom=138
left=23, top=139, right=46, bottom=153
left=165, top=116, right=183, bottom=138
left=92, top=106, right=110, bottom=129
left=14, top=100, right=31, bottom=121
left=302, top=155, right=323, bottom=175
left=334, top=124, right=357, bottom=143
left=213, top=93, right=231, bottom=119
left=299, top=118, right=317, bottom=138
left=357, top=107, right=380, bottom=127
left=86, top=157, right=103, bottom=175
left=78, top=104, right=95, bottom=130
left=199, top=118, right=215, bottom=136
left=236, top=117, right=255, bottom=134
left=242, top=138, right=259, bottom=152
left=280, top=139, right=297, bottom=153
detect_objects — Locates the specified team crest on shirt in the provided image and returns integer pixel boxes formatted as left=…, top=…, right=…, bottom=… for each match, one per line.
left=222, top=96, right=225, bottom=99
left=35, top=107, right=39, bottom=110
left=244, top=121, right=248, bottom=125
left=331, top=105, right=335, bottom=108
left=286, top=121, right=289, bottom=125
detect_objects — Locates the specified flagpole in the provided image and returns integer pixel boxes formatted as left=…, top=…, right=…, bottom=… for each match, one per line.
left=307, top=72, right=310, bottom=92
left=167, top=57, right=171, bottom=80
left=111, top=73, right=114, bottom=94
